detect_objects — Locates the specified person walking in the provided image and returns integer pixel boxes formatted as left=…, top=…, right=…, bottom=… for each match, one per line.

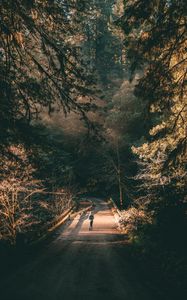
left=89, top=212, right=94, bottom=230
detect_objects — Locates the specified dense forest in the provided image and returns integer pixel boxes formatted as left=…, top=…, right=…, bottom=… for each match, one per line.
left=0, top=0, right=186, bottom=298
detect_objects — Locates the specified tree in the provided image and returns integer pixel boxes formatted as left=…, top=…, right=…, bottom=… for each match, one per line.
left=118, top=0, right=187, bottom=210
left=103, top=75, right=146, bottom=207
left=0, top=145, right=43, bottom=244
left=0, top=1, right=99, bottom=245
left=80, top=0, right=124, bottom=85
left=118, top=2, right=187, bottom=294
left=0, top=0, right=96, bottom=153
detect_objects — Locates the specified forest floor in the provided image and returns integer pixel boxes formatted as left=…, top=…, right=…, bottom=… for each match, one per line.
left=0, top=198, right=165, bottom=300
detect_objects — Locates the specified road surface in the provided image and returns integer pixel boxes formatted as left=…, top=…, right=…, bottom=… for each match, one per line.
left=0, top=198, right=162, bottom=300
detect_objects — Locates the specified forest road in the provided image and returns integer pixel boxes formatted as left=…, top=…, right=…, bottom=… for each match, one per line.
left=0, top=198, right=162, bottom=300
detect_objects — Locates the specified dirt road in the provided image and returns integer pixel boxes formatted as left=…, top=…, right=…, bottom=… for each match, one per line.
left=0, top=199, right=162, bottom=300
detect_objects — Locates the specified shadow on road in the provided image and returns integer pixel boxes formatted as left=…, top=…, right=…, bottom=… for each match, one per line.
left=70, top=212, right=88, bottom=236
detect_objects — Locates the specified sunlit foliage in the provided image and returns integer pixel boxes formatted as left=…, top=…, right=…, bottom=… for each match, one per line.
left=118, top=0, right=187, bottom=209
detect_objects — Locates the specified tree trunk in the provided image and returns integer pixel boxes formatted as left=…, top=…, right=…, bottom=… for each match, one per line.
left=116, top=140, right=123, bottom=208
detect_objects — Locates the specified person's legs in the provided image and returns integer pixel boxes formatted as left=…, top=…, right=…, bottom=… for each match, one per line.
left=90, top=220, right=93, bottom=229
